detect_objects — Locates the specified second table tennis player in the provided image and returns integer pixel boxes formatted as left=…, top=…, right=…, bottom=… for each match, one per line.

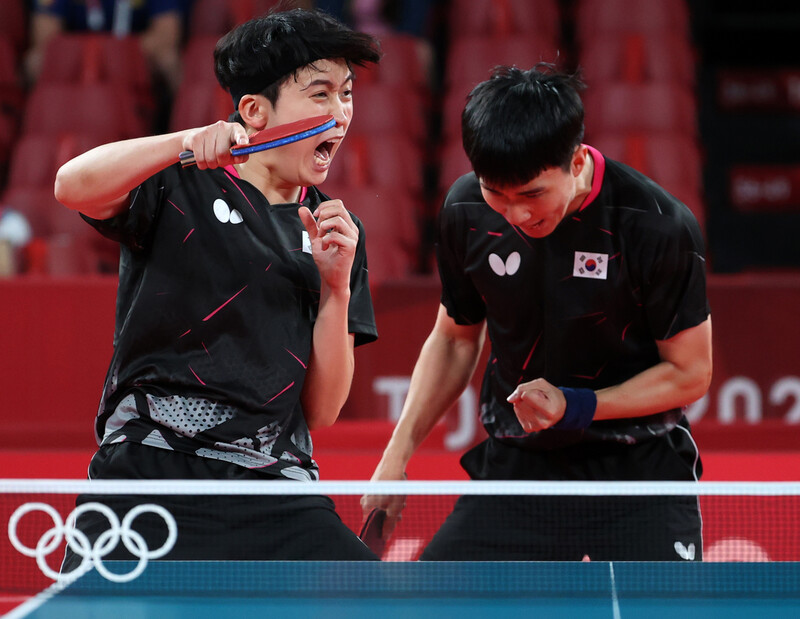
left=364, top=64, right=713, bottom=561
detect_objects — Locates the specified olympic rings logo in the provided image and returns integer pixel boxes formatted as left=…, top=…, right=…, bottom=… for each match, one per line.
left=8, top=502, right=178, bottom=583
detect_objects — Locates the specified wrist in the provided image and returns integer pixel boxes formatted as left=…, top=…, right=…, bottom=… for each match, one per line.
left=553, top=387, right=596, bottom=430
left=320, top=283, right=351, bottom=303
left=375, top=455, right=409, bottom=481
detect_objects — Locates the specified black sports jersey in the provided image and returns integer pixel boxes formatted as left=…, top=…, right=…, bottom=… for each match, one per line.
left=84, top=163, right=377, bottom=480
left=437, top=146, right=709, bottom=449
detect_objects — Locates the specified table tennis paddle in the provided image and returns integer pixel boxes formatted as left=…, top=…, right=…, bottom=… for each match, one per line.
left=359, top=508, right=387, bottom=558
left=179, top=114, right=336, bottom=167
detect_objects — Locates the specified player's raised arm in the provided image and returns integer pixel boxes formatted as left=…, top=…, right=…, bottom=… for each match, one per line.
left=509, top=318, right=713, bottom=433
left=297, top=201, right=359, bottom=429
left=54, top=122, right=249, bottom=220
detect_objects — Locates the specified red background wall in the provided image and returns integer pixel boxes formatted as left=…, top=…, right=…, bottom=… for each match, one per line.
left=1, top=272, right=799, bottom=480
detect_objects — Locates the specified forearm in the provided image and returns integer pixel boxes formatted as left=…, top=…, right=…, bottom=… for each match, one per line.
left=301, top=287, right=354, bottom=429
left=55, top=132, right=190, bottom=219
left=595, top=317, right=713, bottom=420
left=509, top=318, right=712, bottom=432
left=377, top=317, right=485, bottom=474
left=594, top=359, right=711, bottom=420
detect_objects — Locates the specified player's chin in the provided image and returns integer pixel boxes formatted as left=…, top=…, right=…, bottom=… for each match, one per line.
left=300, top=166, right=330, bottom=188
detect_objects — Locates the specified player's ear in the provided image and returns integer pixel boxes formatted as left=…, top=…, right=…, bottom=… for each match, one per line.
left=238, top=94, right=268, bottom=131
left=571, top=145, right=589, bottom=177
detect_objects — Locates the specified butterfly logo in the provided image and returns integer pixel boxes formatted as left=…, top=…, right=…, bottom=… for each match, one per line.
left=213, top=199, right=243, bottom=225
left=488, top=252, right=521, bottom=276
left=674, top=541, right=696, bottom=561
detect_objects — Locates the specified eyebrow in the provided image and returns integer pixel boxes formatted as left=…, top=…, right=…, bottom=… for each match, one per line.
left=480, top=182, right=544, bottom=196
left=300, top=72, right=356, bottom=91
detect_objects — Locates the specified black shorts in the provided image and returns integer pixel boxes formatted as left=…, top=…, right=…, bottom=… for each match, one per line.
left=61, top=442, right=377, bottom=572
left=421, top=420, right=703, bottom=561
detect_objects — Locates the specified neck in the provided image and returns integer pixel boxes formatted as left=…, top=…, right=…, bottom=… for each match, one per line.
left=568, top=148, right=595, bottom=214
left=235, top=162, right=302, bottom=204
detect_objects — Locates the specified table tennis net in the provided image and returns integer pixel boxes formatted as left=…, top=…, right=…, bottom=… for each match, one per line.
left=2, top=480, right=799, bottom=596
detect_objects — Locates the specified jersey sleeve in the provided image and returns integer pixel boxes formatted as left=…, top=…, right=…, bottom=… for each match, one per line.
left=639, top=203, right=711, bottom=341
left=348, top=214, right=378, bottom=347
left=435, top=177, right=487, bottom=325
left=80, top=165, right=175, bottom=252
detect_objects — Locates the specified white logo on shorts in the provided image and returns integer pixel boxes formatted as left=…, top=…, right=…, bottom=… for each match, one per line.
left=674, top=541, right=696, bottom=561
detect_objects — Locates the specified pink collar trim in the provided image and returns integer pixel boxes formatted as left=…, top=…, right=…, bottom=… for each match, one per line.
left=223, top=165, right=308, bottom=202
left=579, top=145, right=605, bottom=212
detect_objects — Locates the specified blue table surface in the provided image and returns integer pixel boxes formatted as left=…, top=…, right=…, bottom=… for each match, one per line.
left=8, top=561, right=800, bottom=619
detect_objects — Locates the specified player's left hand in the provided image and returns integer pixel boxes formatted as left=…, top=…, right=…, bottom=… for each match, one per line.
left=298, top=200, right=358, bottom=292
left=507, top=378, right=566, bottom=433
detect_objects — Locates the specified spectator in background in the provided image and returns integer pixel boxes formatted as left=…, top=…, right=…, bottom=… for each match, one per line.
left=0, top=205, right=32, bottom=276
left=315, top=0, right=436, bottom=37
left=24, top=0, right=186, bottom=93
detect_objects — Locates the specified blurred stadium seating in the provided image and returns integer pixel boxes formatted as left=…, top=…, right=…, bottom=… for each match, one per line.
left=0, top=0, right=797, bottom=276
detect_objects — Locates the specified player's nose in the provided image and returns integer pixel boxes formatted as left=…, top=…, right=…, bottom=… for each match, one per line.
left=504, top=204, right=531, bottom=226
left=330, top=98, right=350, bottom=129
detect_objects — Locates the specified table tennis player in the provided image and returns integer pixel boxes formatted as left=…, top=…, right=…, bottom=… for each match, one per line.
left=364, top=64, right=713, bottom=561
left=53, top=7, right=381, bottom=565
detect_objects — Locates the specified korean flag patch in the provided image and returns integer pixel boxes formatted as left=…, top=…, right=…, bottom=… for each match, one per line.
left=573, top=251, right=608, bottom=279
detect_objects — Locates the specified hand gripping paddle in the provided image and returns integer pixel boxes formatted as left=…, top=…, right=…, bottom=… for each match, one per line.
left=179, top=114, right=336, bottom=167
left=359, top=508, right=387, bottom=558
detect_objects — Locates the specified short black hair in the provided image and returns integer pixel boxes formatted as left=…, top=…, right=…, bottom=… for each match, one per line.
left=214, top=7, right=381, bottom=120
left=461, top=63, right=586, bottom=187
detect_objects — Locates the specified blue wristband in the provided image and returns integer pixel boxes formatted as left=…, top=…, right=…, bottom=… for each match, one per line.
left=552, top=387, right=597, bottom=430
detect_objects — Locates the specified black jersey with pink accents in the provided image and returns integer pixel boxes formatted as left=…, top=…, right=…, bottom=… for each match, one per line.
left=436, top=147, right=709, bottom=449
left=83, top=162, right=377, bottom=480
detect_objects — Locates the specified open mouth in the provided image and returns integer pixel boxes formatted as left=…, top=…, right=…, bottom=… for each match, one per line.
left=314, top=139, right=336, bottom=165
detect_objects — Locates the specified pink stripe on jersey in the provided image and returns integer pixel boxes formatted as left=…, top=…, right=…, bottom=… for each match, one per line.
left=223, top=169, right=258, bottom=215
